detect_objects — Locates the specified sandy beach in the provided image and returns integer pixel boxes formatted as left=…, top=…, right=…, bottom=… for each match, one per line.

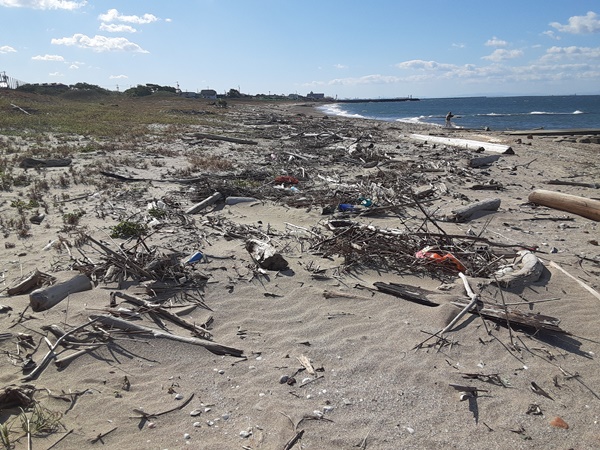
left=1, top=96, right=599, bottom=450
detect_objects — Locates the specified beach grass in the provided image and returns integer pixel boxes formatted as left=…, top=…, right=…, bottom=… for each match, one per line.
left=0, top=90, right=222, bottom=139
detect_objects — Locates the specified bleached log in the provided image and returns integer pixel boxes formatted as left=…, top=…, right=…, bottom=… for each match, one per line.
left=410, top=134, right=514, bottom=154
left=29, top=274, right=93, bottom=312
left=446, top=198, right=501, bottom=222
left=528, top=189, right=600, bottom=222
left=185, top=192, right=222, bottom=214
left=89, top=314, right=244, bottom=357
left=491, top=250, right=544, bottom=287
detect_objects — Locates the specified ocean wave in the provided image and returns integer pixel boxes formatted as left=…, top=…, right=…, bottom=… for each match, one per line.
left=317, top=103, right=365, bottom=118
left=395, top=115, right=443, bottom=127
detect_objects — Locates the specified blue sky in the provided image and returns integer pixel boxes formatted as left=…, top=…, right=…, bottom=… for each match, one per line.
left=1, top=0, right=599, bottom=98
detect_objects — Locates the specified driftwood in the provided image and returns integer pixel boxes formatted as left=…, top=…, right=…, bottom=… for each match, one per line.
left=113, top=291, right=212, bottom=339
left=23, top=318, right=101, bottom=381
left=375, top=281, right=568, bottom=334
left=529, top=189, right=600, bottom=222
left=19, top=157, right=72, bottom=169
left=547, top=179, right=599, bottom=189
left=90, top=314, right=244, bottom=357
left=99, top=170, right=206, bottom=184
left=29, top=274, right=93, bottom=312
left=491, top=250, right=544, bottom=288
left=469, top=154, right=502, bottom=168
left=192, top=132, right=258, bottom=145
left=445, top=198, right=501, bottom=222
left=441, top=273, right=480, bottom=334
left=186, top=192, right=222, bottom=214
left=372, top=282, right=441, bottom=307
left=451, top=300, right=568, bottom=334
left=549, top=261, right=600, bottom=301
left=7, top=270, right=55, bottom=296
left=410, top=134, right=514, bottom=154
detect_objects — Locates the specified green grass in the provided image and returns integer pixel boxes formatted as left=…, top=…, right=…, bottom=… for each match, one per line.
left=0, top=90, right=222, bottom=140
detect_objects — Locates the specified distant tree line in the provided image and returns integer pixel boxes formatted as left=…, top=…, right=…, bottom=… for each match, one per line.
left=14, top=82, right=331, bottom=102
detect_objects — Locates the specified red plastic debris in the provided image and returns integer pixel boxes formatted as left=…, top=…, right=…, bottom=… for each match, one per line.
left=274, top=175, right=299, bottom=185
left=415, top=246, right=467, bottom=273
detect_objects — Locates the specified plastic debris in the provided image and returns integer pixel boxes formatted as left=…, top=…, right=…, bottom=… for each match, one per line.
left=415, top=246, right=467, bottom=272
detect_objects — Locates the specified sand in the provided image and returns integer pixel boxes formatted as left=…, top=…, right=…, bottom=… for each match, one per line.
left=1, top=99, right=599, bottom=450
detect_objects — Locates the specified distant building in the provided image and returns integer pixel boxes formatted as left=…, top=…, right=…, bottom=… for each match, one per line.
left=306, top=91, right=325, bottom=100
left=199, top=89, right=217, bottom=100
left=180, top=91, right=198, bottom=98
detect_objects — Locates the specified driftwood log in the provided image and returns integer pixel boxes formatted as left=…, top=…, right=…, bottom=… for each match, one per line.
left=19, top=158, right=72, bottom=169
left=90, top=314, right=244, bottom=357
left=410, top=134, right=514, bottom=154
left=469, top=154, right=502, bottom=168
left=445, top=198, right=501, bottom=222
left=186, top=192, right=222, bottom=214
left=529, top=189, right=600, bottom=222
left=29, top=274, right=93, bottom=312
left=192, top=133, right=258, bottom=145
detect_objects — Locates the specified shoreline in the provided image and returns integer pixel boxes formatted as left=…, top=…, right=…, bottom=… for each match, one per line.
left=1, top=98, right=599, bottom=449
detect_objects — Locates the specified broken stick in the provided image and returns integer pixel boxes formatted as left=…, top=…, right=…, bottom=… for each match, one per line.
left=90, top=314, right=243, bottom=357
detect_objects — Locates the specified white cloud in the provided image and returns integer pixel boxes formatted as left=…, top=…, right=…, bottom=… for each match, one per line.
left=98, top=8, right=158, bottom=25
left=541, top=45, right=600, bottom=61
left=51, top=34, right=149, bottom=53
left=482, top=49, right=524, bottom=61
left=334, top=64, right=348, bottom=69
left=485, top=37, right=507, bottom=47
left=109, top=74, right=128, bottom=79
left=452, top=43, right=465, bottom=49
left=542, top=30, right=560, bottom=40
left=550, top=11, right=600, bottom=34
left=0, top=0, right=85, bottom=10
left=32, top=54, right=64, bottom=61
left=99, top=23, right=137, bottom=33
left=395, top=60, right=457, bottom=71
left=327, top=74, right=403, bottom=86
left=69, top=64, right=78, bottom=69
left=48, top=71, right=63, bottom=76
left=0, top=45, right=17, bottom=53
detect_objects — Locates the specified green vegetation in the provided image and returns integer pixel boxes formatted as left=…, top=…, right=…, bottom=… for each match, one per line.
left=110, top=220, right=148, bottom=239
left=62, top=210, right=85, bottom=226
left=0, top=89, right=218, bottom=139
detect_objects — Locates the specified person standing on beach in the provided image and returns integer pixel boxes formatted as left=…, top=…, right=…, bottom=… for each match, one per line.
left=445, top=111, right=454, bottom=127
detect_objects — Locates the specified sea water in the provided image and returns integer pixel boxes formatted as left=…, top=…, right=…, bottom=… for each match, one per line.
left=318, top=95, right=600, bottom=131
